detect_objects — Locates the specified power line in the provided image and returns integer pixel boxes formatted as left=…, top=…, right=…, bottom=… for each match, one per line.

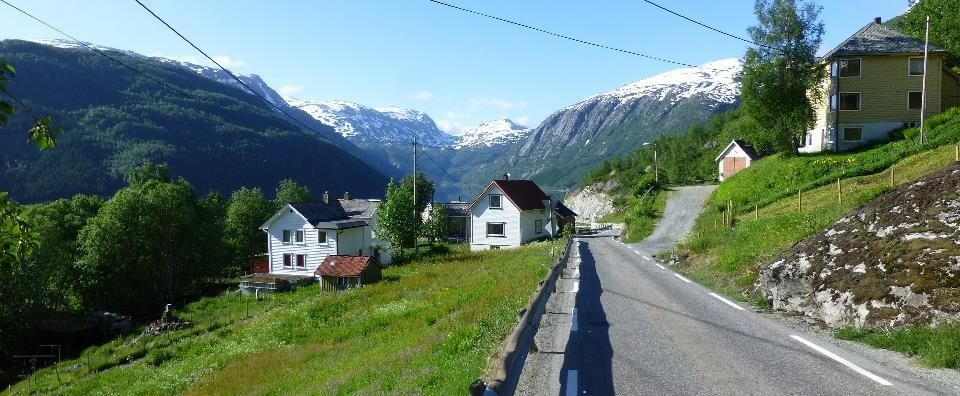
left=0, top=0, right=193, bottom=99
left=132, top=0, right=320, bottom=135
left=425, top=0, right=696, bottom=68
left=640, top=0, right=780, bottom=52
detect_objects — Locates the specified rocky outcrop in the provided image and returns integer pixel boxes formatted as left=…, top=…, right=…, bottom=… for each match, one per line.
left=565, top=182, right=617, bottom=222
left=758, top=163, right=960, bottom=328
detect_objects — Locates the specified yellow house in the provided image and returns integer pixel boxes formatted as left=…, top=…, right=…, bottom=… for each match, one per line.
left=800, top=17, right=960, bottom=153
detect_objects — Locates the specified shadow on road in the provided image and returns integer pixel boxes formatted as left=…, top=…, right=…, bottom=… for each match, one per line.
left=559, top=241, right=615, bottom=395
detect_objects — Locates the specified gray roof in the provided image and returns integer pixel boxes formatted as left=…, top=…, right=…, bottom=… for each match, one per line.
left=822, top=21, right=945, bottom=60
left=339, top=199, right=381, bottom=220
left=289, top=201, right=347, bottom=226
left=435, top=202, right=470, bottom=217
left=554, top=201, right=577, bottom=218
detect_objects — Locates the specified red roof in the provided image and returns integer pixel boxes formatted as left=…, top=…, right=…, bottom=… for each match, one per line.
left=471, top=179, right=549, bottom=211
left=314, top=255, right=373, bottom=277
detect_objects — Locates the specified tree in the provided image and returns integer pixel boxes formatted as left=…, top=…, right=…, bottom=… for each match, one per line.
left=375, top=179, right=418, bottom=256
left=897, top=0, right=960, bottom=72
left=399, top=171, right=434, bottom=215
left=224, top=187, right=272, bottom=275
left=740, top=0, right=825, bottom=154
left=421, top=204, right=450, bottom=245
left=274, top=178, right=311, bottom=208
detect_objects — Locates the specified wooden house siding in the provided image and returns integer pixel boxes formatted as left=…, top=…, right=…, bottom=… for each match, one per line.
left=943, top=69, right=960, bottom=111
left=829, top=55, right=943, bottom=123
left=266, top=211, right=337, bottom=275
left=316, top=264, right=381, bottom=291
left=470, top=185, right=522, bottom=250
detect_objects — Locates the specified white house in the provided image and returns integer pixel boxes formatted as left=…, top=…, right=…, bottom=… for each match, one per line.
left=259, top=192, right=391, bottom=276
left=715, top=139, right=760, bottom=181
left=468, top=175, right=571, bottom=251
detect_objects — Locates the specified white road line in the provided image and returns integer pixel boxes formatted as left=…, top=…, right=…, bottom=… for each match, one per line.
left=655, top=263, right=666, bottom=269
left=673, top=273, right=692, bottom=283
left=790, top=335, right=893, bottom=386
left=565, top=369, right=578, bottom=396
left=571, top=280, right=579, bottom=293
left=708, top=292, right=746, bottom=311
left=643, top=256, right=652, bottom=261
left=570, top=308, right=578, bottom=332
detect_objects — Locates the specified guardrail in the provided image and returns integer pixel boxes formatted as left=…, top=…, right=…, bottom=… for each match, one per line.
left=471, top=236, right=574, bottom=396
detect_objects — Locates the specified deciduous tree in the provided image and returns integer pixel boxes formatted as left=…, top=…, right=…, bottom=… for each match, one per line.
left=224, top=187, right=272, bottom=275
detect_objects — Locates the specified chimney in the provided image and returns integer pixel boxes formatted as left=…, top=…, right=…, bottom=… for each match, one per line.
left=343, top=190, right=350, bottom=200
left=874, top=17, right=882, bottom=24
left=502, top=173, right=510, bottom=181
left=323, top=191, right=329, bottom=204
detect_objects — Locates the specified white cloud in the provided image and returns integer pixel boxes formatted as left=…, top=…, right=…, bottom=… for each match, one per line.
left=435, top=119, right=464, bottom=135
left=211, top=55, right=245, bottom=68
left=278, top=84, right=305, bottom=97
left=408, top=91, right=435, bottom=101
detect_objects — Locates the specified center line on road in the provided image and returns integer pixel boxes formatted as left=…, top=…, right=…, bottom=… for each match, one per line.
left=655, top=263, right=666, bottom=269
left=673, top=273, right=692, bottom=283
left=570, top=308, right=578, bottom=332
left=790, top=335, right=893, bottom=386
left=565, top=369, right=578, bottom=396
left=708, top=293, right=746, bottom=311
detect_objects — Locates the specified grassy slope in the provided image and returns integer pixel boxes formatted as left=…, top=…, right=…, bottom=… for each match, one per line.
left=598, top=189, right=669, bottom=243
left=6, top=243, right=557, bottom=395
left=672, top=110, right=960, bottom=369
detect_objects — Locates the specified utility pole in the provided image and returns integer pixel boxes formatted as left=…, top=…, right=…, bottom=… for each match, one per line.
left=920, top=15, right=930, bottom=144
left=412, top=137, right=418, bottom=257
left=654, top=146, right=659, bottom=184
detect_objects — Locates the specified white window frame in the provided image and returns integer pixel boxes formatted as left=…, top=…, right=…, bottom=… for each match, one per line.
left=318, top=230, right=328, bottom=244
left=535, top=219, right=543, bottom=234
left=296, top=254, right=306, bottom=269
left=908, top=57, right=925, bottom=76
left=486, top=222, right=506, bottom=237
left=283, top=253, right=293, bottom=268
left=907, top=91, right=923, bottom=110
left=337, top=276, right=349, bottom=286
left=842, top=126, right=864, bottom=142
left=282, top=229, right=291, bottom=243
left=295, top=230, right=305, bottom=244
left=489, top=194, right=502, bottom=209
left=834, top=92, right=861, bottom=111
left=836, top=58, right=862, bottom=78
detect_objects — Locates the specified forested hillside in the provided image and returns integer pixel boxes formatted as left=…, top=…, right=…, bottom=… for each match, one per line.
left=0, top=40, right=388, bottom=202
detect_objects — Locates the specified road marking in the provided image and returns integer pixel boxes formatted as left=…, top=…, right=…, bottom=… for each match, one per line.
left=565, top=369, right=578, bottom=396
left=655, top=263, right=666, bottom=269
left=571, top=280, right=579, bottom=293
left=790, top=335, right=893, bottom=386
left=708, top=293, right=746, bottom=311
left=570, top=308, right=578, bottom=332
left=643, top=256, right=652, bottom=261
left=673, top=273, right=692, bottom=283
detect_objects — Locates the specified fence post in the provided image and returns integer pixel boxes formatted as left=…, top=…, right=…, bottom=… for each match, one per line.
left=755, top=204, right=759, bottom=220
left=890, top=168, right=895, bottom=188
left=956, top=143, right=959, bottom=162
left=837, top=178, right=842, bottom=204
left=798, top=189, right=802, bottom=212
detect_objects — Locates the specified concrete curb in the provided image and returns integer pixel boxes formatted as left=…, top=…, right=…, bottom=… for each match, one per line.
left=475, top=237, right=574, bottom=396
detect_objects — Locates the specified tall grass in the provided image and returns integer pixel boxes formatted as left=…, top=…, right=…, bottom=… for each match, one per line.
left=837, top=324, right=960, bottom=370
left=5, top=242, right=556, bottom=395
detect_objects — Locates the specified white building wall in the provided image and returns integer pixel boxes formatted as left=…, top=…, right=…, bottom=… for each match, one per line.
left=717, top=144, right=754, bottom=181
left=519, top=209, right=552, bottom=244
left=266, top=211, right=336, bottom=275
left=470, top=185, right=521, bottom=250
left=336, top=226, right=366, bottom=257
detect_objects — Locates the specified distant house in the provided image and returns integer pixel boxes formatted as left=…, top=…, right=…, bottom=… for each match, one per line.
left=716, top=139, right=760, bottom=181
left=468, top=174, right=575, bottom=251
left=423, top=201, right=471, bottom=241
left=314, top=255, right=381, bottom=291
left=800, top=17, right=960, bottom=153
left=259, top=191, right=392, bottom=278
left=554, top=201, right=578, bottom=232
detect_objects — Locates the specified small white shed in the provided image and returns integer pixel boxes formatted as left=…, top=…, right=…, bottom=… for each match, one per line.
left=715, top=139, right=760, bottom=181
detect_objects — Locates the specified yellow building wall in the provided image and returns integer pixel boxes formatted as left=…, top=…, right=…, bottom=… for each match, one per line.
left=831, top=54, right=943, bottom=123
left=943, top=69, right=960, bottom=111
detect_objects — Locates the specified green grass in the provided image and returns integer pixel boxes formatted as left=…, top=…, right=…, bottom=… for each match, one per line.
left=5, top=242, right=558, bottom=395
left=620, top=189, right=669, bottom=243
left=836, top=324, right=960, bottom=370
left=712, top=107, right=960, bottom=212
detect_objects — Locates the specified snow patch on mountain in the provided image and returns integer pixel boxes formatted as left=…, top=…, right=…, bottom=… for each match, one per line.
left=284, top=98, right=455, bottom=147
left=453, top=119, right=530, bottom=149
left=566, top=58, right=742, bottom=111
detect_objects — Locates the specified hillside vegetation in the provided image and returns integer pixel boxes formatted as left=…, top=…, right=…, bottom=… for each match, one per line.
left=6, top=242, right=557, bottom=395
left=0, top=40, right=387, bottom=203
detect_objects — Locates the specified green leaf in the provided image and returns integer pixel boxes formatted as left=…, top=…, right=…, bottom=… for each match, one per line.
left=28, top=115, right=62, bottom=150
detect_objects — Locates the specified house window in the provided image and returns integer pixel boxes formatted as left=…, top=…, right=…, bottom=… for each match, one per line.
left=837, top=58, right=861, bottom=77
left=282, top=230, right=291, bottom=243
left=337, top=276, right=349, bottom=286
left=831, top=92, right=861, bottom=111
left=535, top=219, right=543, bottom=234
left=806, top=133, right=813, bottom=146
left=843, top=127, right=863, bottom=142
left=283, top=254, right=293, bottom=267
left=908, top=91, right=923, bottom=110
left=490, top=245, right=501, bottom=250
left=318, top=231, right=328, bottom=244
left=486, top=222, right=505, bottom=237
left=295, top=230, right=304, bottom=243
left=296, top=254, right=306, bottom=268
left=909, top=57, right=924, bottom=76
left=489, top=194, right=502, bottom=209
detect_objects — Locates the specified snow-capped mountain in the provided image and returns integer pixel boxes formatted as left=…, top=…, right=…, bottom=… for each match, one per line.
left=284, top=98, right=456, bottom=147
left=29, top=39, right=287, bottom=107
left=453, top=119, right=530, bottom=149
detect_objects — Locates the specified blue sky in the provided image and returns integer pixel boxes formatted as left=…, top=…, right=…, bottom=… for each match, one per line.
left=2, top=1, right=908, bottom=134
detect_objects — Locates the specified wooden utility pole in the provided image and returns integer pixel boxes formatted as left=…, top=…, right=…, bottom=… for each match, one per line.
left=920, top=15, right=930, bottom=144
left=412, top=137, right=418, bottom=258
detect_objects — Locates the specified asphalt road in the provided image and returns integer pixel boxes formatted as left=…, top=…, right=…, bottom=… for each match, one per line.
left=515, top=186, right=960, bottom=395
